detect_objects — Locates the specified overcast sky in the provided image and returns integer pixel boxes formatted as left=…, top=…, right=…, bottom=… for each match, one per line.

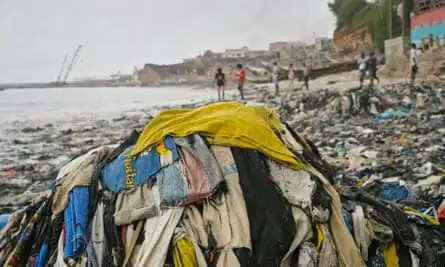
left=0, top=0, right=335, bottom=82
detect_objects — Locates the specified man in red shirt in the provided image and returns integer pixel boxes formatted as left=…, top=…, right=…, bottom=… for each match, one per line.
left=236, top=63, right=246, bottom=100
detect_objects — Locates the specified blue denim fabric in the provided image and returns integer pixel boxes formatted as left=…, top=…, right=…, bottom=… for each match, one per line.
left=64, top=186, right=89, bottom=261
left=102, top=136, right=179, bottom=192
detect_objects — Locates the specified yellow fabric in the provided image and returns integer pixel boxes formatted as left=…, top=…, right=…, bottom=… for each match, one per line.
left=131, top=102, right=304, bottom=169
left=173, top=236, right=198, bottom=267
left=399, top=135, right=410, bottom=146
left=383, top=243, right=399, bottom=267
left=404, top=207, right=440, bottom=226
left=155, top=142, right=169, bottom=154
left=248, top=105, right=282, bottom=131
left=315, top=224, right=324, bottom=251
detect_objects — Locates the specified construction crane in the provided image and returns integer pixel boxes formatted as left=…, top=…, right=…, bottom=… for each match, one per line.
left=63, top=44, right=83, bottom=84
left=56, top=53, right=68, bottom=83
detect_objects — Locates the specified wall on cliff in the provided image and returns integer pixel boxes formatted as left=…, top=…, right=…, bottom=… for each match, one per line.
left=411, top=7, right=445, bottom=45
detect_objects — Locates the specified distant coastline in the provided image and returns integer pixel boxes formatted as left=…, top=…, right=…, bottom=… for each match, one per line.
left=0, top=80, right=208, bottom=90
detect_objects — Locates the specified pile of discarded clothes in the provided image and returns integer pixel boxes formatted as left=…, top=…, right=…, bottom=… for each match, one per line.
left=0, top=101, right=444, bottom=267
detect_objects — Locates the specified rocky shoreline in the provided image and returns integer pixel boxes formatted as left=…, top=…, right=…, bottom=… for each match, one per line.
left=0, top=76, right=444, bottom=213
left=0, top=99, right=219, bottom=212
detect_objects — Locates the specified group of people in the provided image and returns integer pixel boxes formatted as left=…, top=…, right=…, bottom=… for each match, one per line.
left=357, top=43, right=421, bottom=89
left=214, top=45, right=422, bottom=102
left=213, top=64, right=246, bottom=101
left=272, top=62, right=311, bottom=95
left=357, top=52, right=380, bottom=88
left=213, top=62, right=312, bottom=101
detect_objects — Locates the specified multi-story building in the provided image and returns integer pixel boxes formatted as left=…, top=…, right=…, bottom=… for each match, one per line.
left=221, top=46, right=249, bottom=59
left=246, top=49, right=270, bottom=59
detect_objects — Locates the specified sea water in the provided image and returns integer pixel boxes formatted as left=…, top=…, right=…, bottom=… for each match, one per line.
left=0, top=86, right=221, bottom=122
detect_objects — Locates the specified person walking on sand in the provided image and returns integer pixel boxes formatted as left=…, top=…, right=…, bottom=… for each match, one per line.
left=368, top=52, right=380, bottom=87
left=288, top=63, right=296, bottom=90
left=303, top=62, right=311, bottom=90
left=213, top=68, right=226, bottom=101
left=357, top=52, right=368, bottom=88
left=236, top=63, right=246, bottom=100
left=272, top=62, right=280, bottom=96
left=410, top=43, right=420, bottom=88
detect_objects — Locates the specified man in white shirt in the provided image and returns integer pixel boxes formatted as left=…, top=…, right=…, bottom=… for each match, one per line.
left=357, top=52, right=368, bottom=88
left=410, top=43, right=420, bottom=87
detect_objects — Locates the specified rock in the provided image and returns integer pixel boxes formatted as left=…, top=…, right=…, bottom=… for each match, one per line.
left=21, top=127, right=43, bottom=133
left=12, top=139, right=27, bottom=145
left=60, top=128, right=73, bottom=135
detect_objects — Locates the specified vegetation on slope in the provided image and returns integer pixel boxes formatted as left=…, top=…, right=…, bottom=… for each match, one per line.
left=328, top=0, right=402, bottom=52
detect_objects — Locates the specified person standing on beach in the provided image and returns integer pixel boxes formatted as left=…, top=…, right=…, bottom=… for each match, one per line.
left=288, top=63, right=296, bottom=90
left=236, top=63, right=246, bottom=100
left=303, top=62, right=311, bottom=90
left=368, top=52, right=379, bottom=86
left=410, top=43, right=420, bottom=88
left=213, top=68, right=226, bottom=101
left=357, top=52, right=368, bottom=88
left=272, top=62, right=280, bottom=96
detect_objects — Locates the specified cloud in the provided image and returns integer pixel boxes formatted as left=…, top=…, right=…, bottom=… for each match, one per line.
left=0, top=0, right=335, bottom=82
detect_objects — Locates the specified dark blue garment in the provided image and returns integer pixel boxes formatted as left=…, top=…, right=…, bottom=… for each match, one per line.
left=64, top=186, right=89, bottom=261
left=380, top=183, right=411, bottom=201
left=342, top=211, right=353, bottom=233
left=35, top=243, right=48, bottom=267
left=102, top=136, right=179, bottom=192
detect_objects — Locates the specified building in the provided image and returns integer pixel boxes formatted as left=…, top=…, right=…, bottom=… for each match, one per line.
left=268, top=41, right=307, bottom=58
left=315, top=38, right=334, bottom=52
left=221, top=46, right=249, bottom=59
left=269, top=41, right=306, bottom=51
left=411, top=1, right=445, bottom=45
left=246, top=49, right=270, bottom=59
left=110, top=70, right=137, bottom=82
left=109, top=73, right=139, bottom=86
left=201, top=47, right=269, bottom=60
left=413, top=0, right=445, bottom=14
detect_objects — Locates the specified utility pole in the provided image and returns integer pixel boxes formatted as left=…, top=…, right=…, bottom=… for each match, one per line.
left=389, top=0, right=393, bottom=39
left=400, top=0, right=413, bottom=55
left=402, top=0, right=412, bottom=39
